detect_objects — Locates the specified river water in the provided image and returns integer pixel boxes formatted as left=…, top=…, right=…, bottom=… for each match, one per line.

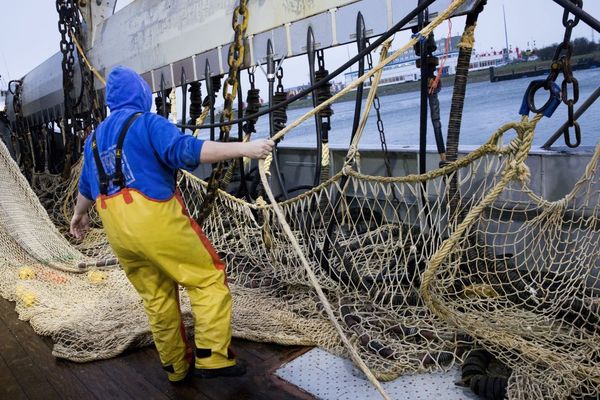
left=254, top=68, right=600, bottom=149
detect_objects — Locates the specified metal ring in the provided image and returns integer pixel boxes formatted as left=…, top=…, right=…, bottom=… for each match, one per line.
left=563, top=120, right=581, bottom=148
left=527, top=81, right=555, bottom=114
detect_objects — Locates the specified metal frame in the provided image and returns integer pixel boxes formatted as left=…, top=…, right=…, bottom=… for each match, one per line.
left=7, top=0, right=482, bottom=125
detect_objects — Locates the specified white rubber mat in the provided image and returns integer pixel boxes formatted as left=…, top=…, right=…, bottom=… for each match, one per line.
left=276, top=348, right=479, bottom=400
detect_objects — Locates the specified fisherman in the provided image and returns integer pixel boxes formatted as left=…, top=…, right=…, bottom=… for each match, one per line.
left=69, top=65, right=274, bottom=382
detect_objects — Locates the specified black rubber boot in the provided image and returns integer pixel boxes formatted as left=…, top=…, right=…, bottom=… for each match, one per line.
left=195, top=361, right=247, bottom=379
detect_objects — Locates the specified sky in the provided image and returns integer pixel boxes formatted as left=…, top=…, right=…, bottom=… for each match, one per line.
left=1, top=0, right=599, bottom=92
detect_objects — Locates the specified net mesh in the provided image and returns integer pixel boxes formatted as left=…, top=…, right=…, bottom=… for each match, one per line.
left=2, top=111, right=598, bottom=398
left=2, top=2, right=600, bottom=395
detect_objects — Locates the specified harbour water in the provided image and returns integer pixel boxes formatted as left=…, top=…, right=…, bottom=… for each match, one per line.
left=253, top=68, right=600, bottom=149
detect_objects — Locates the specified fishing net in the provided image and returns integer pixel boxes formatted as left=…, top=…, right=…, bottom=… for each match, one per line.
left=4, top=112, right=599, bottom=398
left=0, top=1, right=598, bottom=398
left=421, top=118, right=600, bottom=399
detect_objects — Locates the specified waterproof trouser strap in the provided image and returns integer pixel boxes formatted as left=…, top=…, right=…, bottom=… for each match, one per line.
left=92, top=112, right=143, bottom=195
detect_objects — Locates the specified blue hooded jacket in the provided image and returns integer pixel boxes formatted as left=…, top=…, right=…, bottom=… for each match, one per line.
left=79, top=66, right=203, bottom=201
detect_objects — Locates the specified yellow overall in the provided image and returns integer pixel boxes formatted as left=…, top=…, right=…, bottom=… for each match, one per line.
left=97, top=188, right=235, bottom=381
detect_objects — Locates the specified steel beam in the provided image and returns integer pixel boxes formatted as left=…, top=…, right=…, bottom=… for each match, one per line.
left=8, top=0, right=481, bottom=125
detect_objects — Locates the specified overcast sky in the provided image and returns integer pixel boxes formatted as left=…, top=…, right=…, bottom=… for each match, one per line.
left=1, top=0, right=599, bottom=91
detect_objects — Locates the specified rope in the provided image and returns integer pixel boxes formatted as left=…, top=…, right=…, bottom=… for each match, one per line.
left=71, top=34, right=106, bottom=85
left=169, top=85, right=177, bottom=124
left=269, top=0, right=469, bottom=144
left=321, top=143, right=330, bottom=167
left=192, top=107, right=211, bottom=138
left=458, top=25, right=476, bottom=50
left=347, top=40, right=392, bottom=160
left=418, top=114, right=600, bottom=383
left=257, top=158, right=391, bottom=400
left=429, top=19, right=452, bottom=95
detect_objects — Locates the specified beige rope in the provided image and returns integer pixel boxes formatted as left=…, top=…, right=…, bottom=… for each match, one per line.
left=269, top=0, right=469, bottom=144
left=192, top=107, right=211, bottom=138
left=321, top=142, right=330, bottom=167
left=258, top=159, right=391, bottom=400
left=71, top=33, right=106, bottom=85
left=348, top=39, right=392, bottom=155
left=458, top=24, right=476, bottom=50
left=416, top=114, right=600, bottom=382
left=169, top=86, right=178, bottom=124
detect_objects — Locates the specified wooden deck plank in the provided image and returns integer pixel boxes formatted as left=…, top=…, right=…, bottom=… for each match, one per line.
left=0, top=297, right=315, bottom=400
left=98, top=355, right=173, bottom=400
left=0, top=351, right=28, bottom=400
left=119, top=346, right=211, bottom=400
left=0, top=302, right=63, bottom=400
left=0, top=299, right=100, bottom=400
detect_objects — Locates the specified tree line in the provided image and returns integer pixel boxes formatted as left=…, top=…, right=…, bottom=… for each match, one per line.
left=535, top=37, right=599, bottom=60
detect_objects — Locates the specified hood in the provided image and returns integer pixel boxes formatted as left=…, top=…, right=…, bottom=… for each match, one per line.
left=105, top=65, right=152, bottom=112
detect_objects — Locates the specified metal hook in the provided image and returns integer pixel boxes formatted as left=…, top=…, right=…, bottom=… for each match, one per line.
left=256, top=39, right=286, bottom=82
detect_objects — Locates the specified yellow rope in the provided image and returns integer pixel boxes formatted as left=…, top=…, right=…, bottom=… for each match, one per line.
left=71, top=34, right=106, bottom=85
left=169, top=86, right=178, bottom=124
left=258, top=158, right=391, bottom=400
left=269, top=0, right=468, bottom=144
left=458, top=24, right=476, bottom=50
left=347, top=39, right=392, bottom=162
left=192, top=107, right=211, bottom=138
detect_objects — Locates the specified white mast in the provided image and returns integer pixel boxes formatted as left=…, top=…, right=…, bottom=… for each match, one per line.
left=503, top=4, right=510, bottom=62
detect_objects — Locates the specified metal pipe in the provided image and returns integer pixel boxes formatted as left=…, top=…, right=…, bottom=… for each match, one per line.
left=180, top=68, right=187, bottom=133
left=307, top=27, right=324, bottom=188
left=205, top=60, right=215, bottom=142
left=542, top=84, right=600, bottom=149
left=350, top=12, right=367, bottom=144
left=418, top=3, right=429, bottom=176
left=417, top=2, right=432, bottom=232
left=266, top=40, right=288, bottom=199
left=552, top=0, right=600, bottom=34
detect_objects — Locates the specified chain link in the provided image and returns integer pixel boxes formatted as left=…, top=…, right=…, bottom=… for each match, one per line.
left=221, top=0, right=248, bottom=131
left=248, top=66, right=256, bottom=86
left=552, top=0, right=583, bottom=147
left=197, top=0, right=250, bottom=224
left=365, top=40, right=394, bottom=179
left=276, top=66, right=285, bottom=93
left=56, top=0, right=81, bottom=176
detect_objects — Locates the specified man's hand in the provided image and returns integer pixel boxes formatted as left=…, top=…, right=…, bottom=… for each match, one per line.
left=244, top=139, right=275, bottom=160
left=70, top=211, right=90, bottom=240
left=199, top=138, right=275, bottom=164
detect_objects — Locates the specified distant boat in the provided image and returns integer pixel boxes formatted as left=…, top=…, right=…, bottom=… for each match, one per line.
left=343, top=35, right=506, bottom=87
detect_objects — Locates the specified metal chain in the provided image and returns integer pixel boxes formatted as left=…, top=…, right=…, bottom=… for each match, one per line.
left=550, top=0, right=583, bottom=147
left=220, top=0, right=249, bottom=137
left=10, top=80, right=34, bottom=180
left=243, top=68, right=261, bottom=135
left=56, top=0, right=80, bottom=177
left=276, top=66, right=284, bottom=93
left=273, top=66, right=288, bottom=135
left=248, top=66, right=256, bottom=87
left=197, top=0, right=249, bottom=224
left=366, top=40, right=394, bottom=179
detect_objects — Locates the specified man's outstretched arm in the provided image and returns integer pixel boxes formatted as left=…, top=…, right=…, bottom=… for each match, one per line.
left=199, top=139, right=274, bottom=164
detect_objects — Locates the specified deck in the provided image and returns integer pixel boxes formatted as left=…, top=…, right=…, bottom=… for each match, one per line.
left=0, top=298, right=315, bottom=400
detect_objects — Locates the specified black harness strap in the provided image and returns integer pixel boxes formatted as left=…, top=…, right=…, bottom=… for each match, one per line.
left=92, top=112, right=143, bottom=195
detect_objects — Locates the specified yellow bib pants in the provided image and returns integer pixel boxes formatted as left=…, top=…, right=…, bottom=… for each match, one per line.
left=97, top=188, right=235, bottom=381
